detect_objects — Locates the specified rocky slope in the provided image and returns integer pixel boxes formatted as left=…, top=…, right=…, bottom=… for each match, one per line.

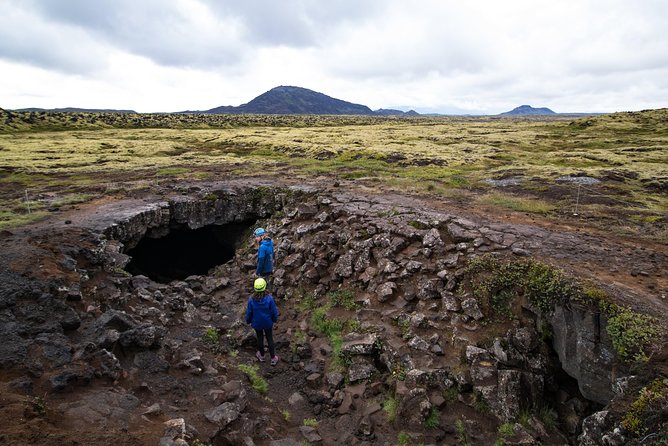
left=0, top=182, right=665, bottom=445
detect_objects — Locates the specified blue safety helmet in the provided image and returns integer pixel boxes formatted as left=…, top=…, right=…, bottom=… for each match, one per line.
left=254, top=228, right=266, bottom=237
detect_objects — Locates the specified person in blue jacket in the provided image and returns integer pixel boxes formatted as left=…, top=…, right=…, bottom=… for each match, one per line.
left=245, top=277, right=279, bottom=365
left=253, top=227, right=274, bottom=279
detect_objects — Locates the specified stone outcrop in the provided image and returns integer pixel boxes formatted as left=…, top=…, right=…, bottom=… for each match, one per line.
left=1, top=183, right=660, bottom=445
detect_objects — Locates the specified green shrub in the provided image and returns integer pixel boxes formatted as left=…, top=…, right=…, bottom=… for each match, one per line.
left=202, top=326, right=220, bottom=345
left=462, top=254, right=664, bottom=363
left=237, top=363, right=268, bottom=393
left=498, top=422, right=514, bottom=437
left=621, top=378, right=668, bottom=435
left=328, top=288, right=359, bottom=310
left=455, top=419, right=469, bottom=445
left=302, top=418, right=319, bottom=428
left=383, top=396, right=399, bottom=422
left=603, top=303, right=661, bottom=363
left=424, top=406, right=440, bottom=428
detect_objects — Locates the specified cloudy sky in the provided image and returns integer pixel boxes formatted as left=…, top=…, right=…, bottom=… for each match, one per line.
left=1, top=0, right=666, bottom=114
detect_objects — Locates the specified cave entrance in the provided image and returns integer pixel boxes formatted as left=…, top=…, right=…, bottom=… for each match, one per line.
left=125, top=221, right=255, bottom=283
left=543, top=338, right=603, bottom=440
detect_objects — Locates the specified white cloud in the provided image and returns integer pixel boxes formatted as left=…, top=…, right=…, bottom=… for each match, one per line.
left=0, top=0, right=667, bottom=113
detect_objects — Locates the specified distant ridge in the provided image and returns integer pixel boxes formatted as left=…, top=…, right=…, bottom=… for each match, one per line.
left=500, top=105, right=556, bottom=115
left=14, top=107, right=137, bottom=113
left=375, top=108, right=418, bottom=116
left=178, top=86, right=418, bottom=116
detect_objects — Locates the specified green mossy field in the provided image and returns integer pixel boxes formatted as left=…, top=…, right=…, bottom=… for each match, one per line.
left=1, top=107, right=666, bottom=239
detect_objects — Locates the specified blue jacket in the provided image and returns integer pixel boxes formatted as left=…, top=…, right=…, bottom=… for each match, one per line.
left=245, top=295, right=278, bottom=330
left=256, top=238, right=274, bottom=276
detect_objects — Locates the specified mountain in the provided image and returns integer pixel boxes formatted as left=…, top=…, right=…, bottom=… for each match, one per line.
left=374, top=108, right=419, bottom=116
left=198, top=86, right=376, bottom=115
left=13, top=107, right=137, bottom=113
left=500, top=105, right=556, bottom=115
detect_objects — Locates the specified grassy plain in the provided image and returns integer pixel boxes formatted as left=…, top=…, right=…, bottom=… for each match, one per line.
left=0, top=108, right=666, bottom=239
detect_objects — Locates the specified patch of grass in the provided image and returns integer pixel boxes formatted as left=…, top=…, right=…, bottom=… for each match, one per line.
left=52, top=192, right=95, bottom=206
left=444, top=387, right=459, bottom=403
left=237, top=363, right=268, bottom=394
left=155, top=167, right=190, bottom=176
left=327, top=288, right=359, bottom=310
left=202, top=326, right=220, bottom=345
left=479, top=192, right=555, bottom=214
left=463, top=255, right=580, bottom=314
left=0, top=209, right=50, bottom=229
left=291, top=329, right=308, bottom=353
left=538, top=406, right=558, bottom=431
left=455, top=419, right=469, bottom=445
left=517, top=409, right=532, bottom=428
left=302, top=418, right=319, bottom=428
left=295, top=289, right=318, bottom=313
left=498, top=422, right=514, bottom=437
left=621, top=378, right=668, bottom=436
left=397, top=431, right=411, bottom=445
left=601, top=302, right=661, bottom=363
left=383, top=395, right=399, bottom=422
left=424, top=406, right=440, bottom=428
left=472, top=392, right=490, bottom=414
left=391, top=363, right=407, bottom=381
left=28, top=394, right=48, bottom=417
left=280, top=409, right=291, bottom=422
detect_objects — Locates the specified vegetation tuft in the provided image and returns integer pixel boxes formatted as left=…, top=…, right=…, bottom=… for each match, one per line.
left=461, top=255, right=662, bottom=364
left=237, top=363, right=268, bottom=393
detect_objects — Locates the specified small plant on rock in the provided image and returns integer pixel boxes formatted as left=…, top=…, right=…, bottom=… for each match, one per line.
left=424, top=406, right=440, bottom=428
left=538, top=405, right=558, bottom=431
left=444, top=387, right=458, bottom=403
left=621, top=378, right=668, bottom=436
left=383, top=395, right=399, bottom=422
left=397, top=431, right=411, bottom=445
left=302, top=418, right=319, bottom=428
left=237, top=363, right=268, bottom=394
left=328, top=288, right=359, bottom=310
left=203, top=326, right=220, bottom=345
left=455, top=419, right=469, bottom=445
left=498, top=422, right=515, bottom=437
left=28, top=394, right=48, bottom=417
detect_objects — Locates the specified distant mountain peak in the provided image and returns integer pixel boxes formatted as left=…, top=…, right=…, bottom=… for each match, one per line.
left=203, top=86, right=376, bottom=115
left=500, top=105, right=556, bottom=115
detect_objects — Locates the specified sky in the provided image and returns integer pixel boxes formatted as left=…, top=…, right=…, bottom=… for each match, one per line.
left=1, top=0, right=667, bottom=115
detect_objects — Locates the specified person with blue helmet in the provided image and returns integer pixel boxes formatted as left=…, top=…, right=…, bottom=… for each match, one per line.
left=245, top=277, right=279, bottom=365
left=253, top=227, right=274, bottom=279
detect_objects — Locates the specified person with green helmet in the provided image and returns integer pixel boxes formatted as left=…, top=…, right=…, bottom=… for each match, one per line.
left=245, top=277, right=279, bottom=365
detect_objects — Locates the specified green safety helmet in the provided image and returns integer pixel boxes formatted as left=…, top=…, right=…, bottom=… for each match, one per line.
left=254, top=277, right=267, bottom=292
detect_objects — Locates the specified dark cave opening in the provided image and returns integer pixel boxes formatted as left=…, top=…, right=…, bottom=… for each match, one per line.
left=543, top=340, right=603, bottom=440
left=125, top=221, right=255, bottom=283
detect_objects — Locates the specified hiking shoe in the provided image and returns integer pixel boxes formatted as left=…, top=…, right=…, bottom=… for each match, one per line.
left=256, top=351, right=265, bottom=362
left=270, top=355, right=279, bottom=366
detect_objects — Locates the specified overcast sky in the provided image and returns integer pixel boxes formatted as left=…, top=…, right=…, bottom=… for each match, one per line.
left=1, top=0, right=667, bottom=114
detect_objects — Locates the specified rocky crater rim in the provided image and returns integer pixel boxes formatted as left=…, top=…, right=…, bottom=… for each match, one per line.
left=93, top=184, right=636, bottom=405
left=2, top=182, right=664, bottom=445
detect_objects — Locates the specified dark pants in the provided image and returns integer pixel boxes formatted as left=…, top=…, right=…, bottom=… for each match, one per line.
left=259, top=272, right=273, bottom=291
left=255, top=328, right=275, bottom=357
